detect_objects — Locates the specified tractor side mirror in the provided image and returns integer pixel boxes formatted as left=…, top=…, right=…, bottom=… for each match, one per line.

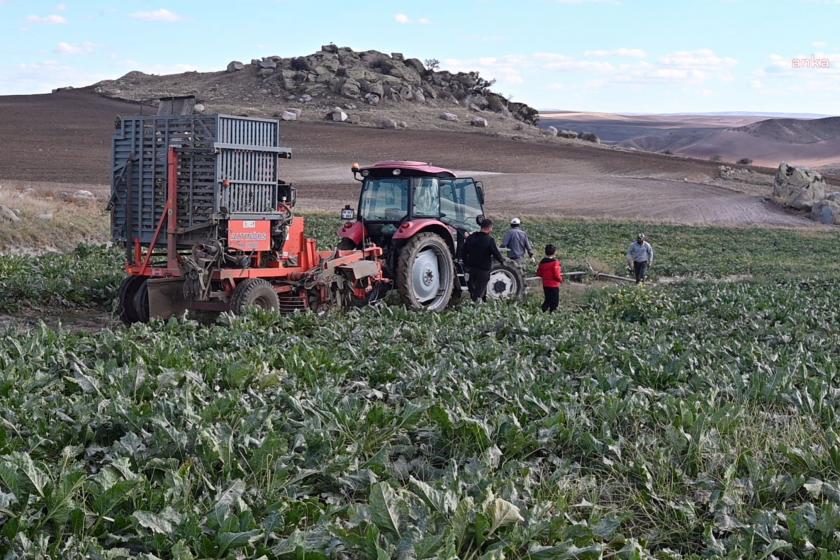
left=475, top=214, right=485, bottom=226
left=475, top=182, right=485, bottom=205
left=340, top=205, right=356, bottom=221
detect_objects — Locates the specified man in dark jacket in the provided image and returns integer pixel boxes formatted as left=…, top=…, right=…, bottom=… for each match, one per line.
left=462, top=218, right=505, bottom=302
left=536, top=244, right=564, bottom=312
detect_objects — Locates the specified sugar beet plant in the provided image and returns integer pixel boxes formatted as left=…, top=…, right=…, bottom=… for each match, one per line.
left=1, top=277, right=840, bottom=558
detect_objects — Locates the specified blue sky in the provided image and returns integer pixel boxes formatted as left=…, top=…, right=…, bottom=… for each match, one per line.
left=1, top=0, right=838, bottom=114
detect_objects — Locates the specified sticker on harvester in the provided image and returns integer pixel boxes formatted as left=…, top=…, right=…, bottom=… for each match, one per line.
left=229, top=220, right=271, bottom=251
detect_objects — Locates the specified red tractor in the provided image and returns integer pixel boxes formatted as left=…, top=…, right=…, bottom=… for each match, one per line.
left=337, top=161, right=525, bottom=310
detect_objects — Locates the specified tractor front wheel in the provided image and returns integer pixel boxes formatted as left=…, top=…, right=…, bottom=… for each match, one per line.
left=230, top=279, right=280, bottom=315
left=487, top=260, right=526, bottom=300
left=396, top=233, right=454, bottom=312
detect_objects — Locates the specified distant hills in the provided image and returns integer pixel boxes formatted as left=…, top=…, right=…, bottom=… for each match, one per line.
left=540, top=111, right=840, bottom=170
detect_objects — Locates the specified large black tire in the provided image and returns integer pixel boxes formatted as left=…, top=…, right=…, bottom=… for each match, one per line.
left=338, top=237, right=358, bottom=250
left=487, top=260, right=526, bottom=300
left=396, top=233, right=455, bottom=312
left=133, top=280, right=150, bottom=323
left=117, top=276, right=146, bottom=324
left=230, top=279, right=280, bottom=315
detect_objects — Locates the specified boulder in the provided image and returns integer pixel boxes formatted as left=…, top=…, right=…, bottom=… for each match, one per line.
left=280, top=111, right=298, bottom=121
left=413, top=88, right=426, bottom=103
left=258, top=68, right=275, bottom=78
left=226, top=60, right=244, bottom=72
left=382, top=60, right=422, bottom=84
left=258, top=59, right=277, bottom=70
left=361, top=80, right=384, bottom=96
left=193, top=103, right=206, bottom=113
left=340, top=78, right=361, bottom=98
left=329, top=107, right=348, bottom=122
left=470, top=117, right=489, bottom=128
left=558, top=129, right=578, bottom=139
left=391, top=52, right=404, bottom=61
left=299, top=94, right=313, bottom=103
left=71, top=189, right=96, bottom=202
left=578, top=132, right=600, bottom=143
left=404, top=58, right=426, bottom=76
left=486, top=93, right=507, bottom=113
left=398, top=121, right=408, bottom=129
left=773, top=162, right=827, bottom=211
left=0, top=205, right=19, bottom=223
left=378, top=118, right=399, bottom=129
left=811, top=192, right=840, bottom=224
left=364, top=93, right=381, bottom=106
left=321, top=44, right=339, bottom=54
left=286, top=107, right=302, bottom=118
left=440, top=112, right=459, bottom=122
left=543, top=126, right=558, bottom=137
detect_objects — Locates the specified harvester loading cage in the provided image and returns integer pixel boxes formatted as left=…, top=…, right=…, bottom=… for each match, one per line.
left=111, top=112, right=293, bottom=249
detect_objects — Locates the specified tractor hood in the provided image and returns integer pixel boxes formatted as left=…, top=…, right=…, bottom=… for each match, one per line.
left=360, top=161, right=456, bottom=178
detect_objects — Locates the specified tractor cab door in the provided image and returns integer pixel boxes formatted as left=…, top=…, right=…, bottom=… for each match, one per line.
left=439, top=178, right=484, bottom=234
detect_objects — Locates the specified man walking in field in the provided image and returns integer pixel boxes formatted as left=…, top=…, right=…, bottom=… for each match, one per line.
left=626, top=233, right=654, bottom=284
left=462, top=218, right=505, bottom=302
left=501, top=218, right=534, bottom=265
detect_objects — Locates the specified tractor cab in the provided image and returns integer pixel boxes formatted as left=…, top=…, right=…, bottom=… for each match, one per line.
left=339, top=161, right=524, bottom=311
left=340, top=161, right=485, bottom=252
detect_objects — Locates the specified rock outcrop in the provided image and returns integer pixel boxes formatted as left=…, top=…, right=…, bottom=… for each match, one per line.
left=773, top=162, right=827, bottom=211
left=93, top=46, right=540, bottom=126
left=811, top=192, right=840, bottom=224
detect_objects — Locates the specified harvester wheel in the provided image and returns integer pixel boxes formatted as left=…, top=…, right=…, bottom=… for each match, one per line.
left=117, top=276, right=146, bottom=324
left=487, top=260, right=526, bottom=300
left=132, top=280, right=150, bottom=323
left=230, top=279, right=280, bottom=315
left=396, top=233, right=454, bottom=311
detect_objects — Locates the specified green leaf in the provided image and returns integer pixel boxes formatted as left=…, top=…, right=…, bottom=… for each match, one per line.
left=369, top=482, right=401, bottom=537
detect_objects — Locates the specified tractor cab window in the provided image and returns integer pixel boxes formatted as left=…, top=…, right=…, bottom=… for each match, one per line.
left=440, top=178, right=483, bottom=232
left=412, top=177, right=440, bottom=218
left=360, top=177, right=409, bottom=221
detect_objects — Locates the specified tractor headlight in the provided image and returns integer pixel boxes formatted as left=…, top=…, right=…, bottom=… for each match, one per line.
left=392, top=169, right=401, bottom=176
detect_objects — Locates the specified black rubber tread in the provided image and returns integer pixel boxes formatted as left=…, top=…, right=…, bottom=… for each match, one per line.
left=117, top=275, right=146, bottom=324
left=338, top=237, right=358, bottom=250
left=132, top=280, right=150, bottom=323
left=230, top=278, right=280, bottom=315
left=488, top=260, right=526, bottom=299
left=396, top=232, right=454, bottom=311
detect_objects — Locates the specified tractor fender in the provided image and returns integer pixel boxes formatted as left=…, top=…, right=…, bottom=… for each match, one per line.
left=338, top=221, right=366, bottom=246
left=393, top=219, right=455, bottom=250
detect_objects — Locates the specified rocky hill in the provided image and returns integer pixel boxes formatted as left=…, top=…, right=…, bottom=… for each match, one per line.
left=89, top=45, right=538, bottom=132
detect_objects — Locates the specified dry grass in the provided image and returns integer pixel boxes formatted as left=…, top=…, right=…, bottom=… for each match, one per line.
left=0, top=179, right=109, bottom=254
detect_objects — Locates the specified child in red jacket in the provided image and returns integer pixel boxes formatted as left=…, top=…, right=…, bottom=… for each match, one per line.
left=536, top=244, right=564, bottom=312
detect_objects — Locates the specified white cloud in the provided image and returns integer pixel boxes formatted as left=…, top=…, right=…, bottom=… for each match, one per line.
left=813, top=41, right=828, bottom=49
left=394, top=13, right=430, bottom=24
left=26, top=14, right=67, bottom=24
left=584, top=48, right=647, bottom=58
left=130, top=8, right=183, bottom=22
left=55, top=41, right=95, bottom=54
left=56, top=3, right=67, bottom=11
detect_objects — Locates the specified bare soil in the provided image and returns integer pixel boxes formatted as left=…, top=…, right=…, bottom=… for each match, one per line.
left=0, top=90, right=826, bottom=230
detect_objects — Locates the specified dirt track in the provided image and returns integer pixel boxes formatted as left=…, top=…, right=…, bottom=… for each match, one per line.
left=0, top=90, right=819, bottom=227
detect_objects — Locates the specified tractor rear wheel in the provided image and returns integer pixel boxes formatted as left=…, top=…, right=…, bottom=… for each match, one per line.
left=487, top=260, right=526, bottom=300
left=117, top=276, right=146, bottom=324
left=396, top=233, right=454, bottom=311
left=230, top=279, right=280, bottom=315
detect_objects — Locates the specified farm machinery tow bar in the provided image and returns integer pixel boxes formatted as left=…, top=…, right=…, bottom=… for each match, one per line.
left=110, top=98, right=523, bottom=323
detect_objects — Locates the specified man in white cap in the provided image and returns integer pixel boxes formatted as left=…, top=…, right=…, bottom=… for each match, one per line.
left=501, top=218, right=534, bottom=264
